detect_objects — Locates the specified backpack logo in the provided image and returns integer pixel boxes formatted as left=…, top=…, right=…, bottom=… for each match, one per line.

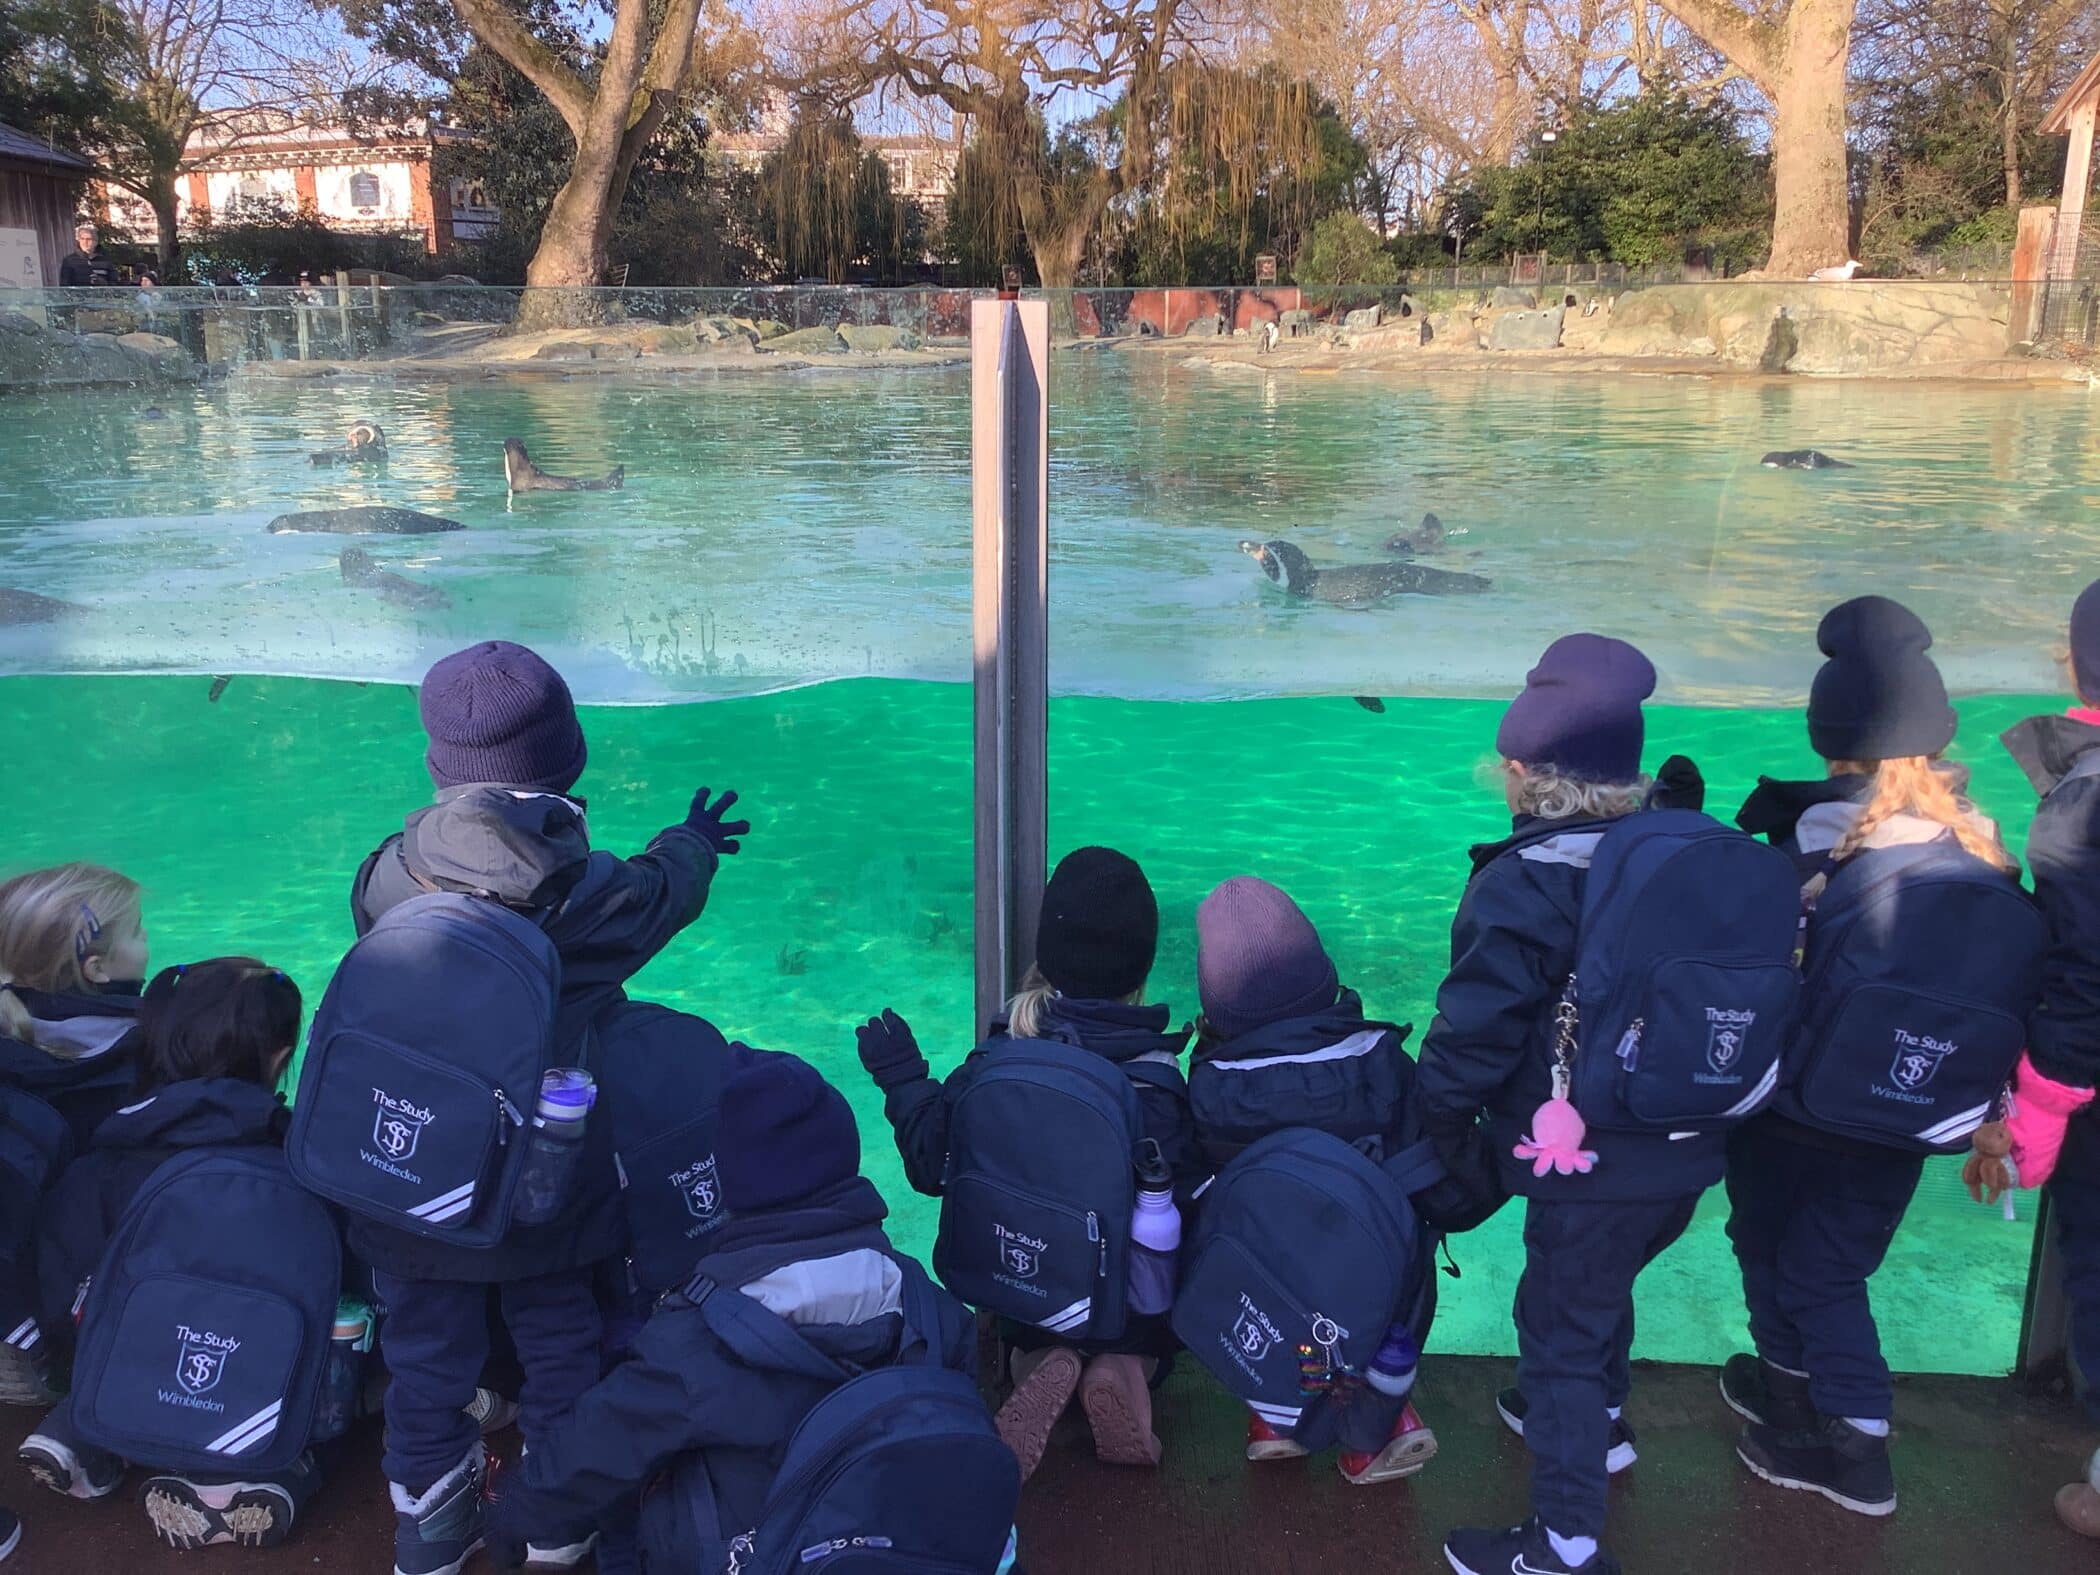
left=992, top=1222, right=1046, bottom=1281
left=1889, top=1029, right=1956, bottom=1094
left=1705, top=1008, right=1756, bottom=1077
left=672, top=1156, right=721, bottom=1221
left=371, top=1089, right=434, bottom=1163
left=1231, top=1304, right=1279, bottom=1364
left=174, top=1325, right=237, bottom=1396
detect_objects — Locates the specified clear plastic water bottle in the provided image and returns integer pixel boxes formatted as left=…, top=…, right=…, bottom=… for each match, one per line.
left=1366, top=1320, right=1420, bottom=1399
left=1126, top=1139, right=1182, bottom=1316
left=515, top=1068, right=595, bottom=1226
left=313, top=1297, right=372, bottom=1442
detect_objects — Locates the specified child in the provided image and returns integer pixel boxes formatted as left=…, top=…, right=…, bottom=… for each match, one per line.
left=857, top=846, right=1202, bottom=1477
left=1187, top=874, right=1435, bottom=1484
left=349, top=640, right=750, bottom=1575
left=481, top=1055, right=978, bottom=1567
left=1726, top=595, right=2018, bottom=1519
left=1979, top=578, right=2100, bottom=1535
left=1420, top=634, right=1695, bottom=1575
left=20, top=957, right=318, bottom=1549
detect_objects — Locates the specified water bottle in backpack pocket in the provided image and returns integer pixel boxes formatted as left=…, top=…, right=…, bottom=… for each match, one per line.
left=1566, top=810, right=1802, bottom=1133
left=1779, top=842, right=2047, bottom=1153
left=1126, top=1139, right=1181, bottom=1317
left=1171, top=1129, right=1430, bottom=1444
left=513, top=1068, right=595, bottom=1227
left=933, top=1042, right=1142, bottom=1342
left=69, top=1149, right=342, bottom=1474
left=312, top=1297, right=373, bottom=1444
left=287, top=893, right=559, bottom=1247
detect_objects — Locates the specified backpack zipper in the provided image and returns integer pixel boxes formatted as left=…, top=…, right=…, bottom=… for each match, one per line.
left=494, top=1089, right=526, bottom=1145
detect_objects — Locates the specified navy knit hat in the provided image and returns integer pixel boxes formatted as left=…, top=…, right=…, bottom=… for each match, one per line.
left=714, top=1053, right=861, bottom=1213
left=1806, top=596, right=1956, bottom=763
left=419, top=641, right=588, bottom=793
left=2070, top=579, right=2100, bottom=704
left=1495, top=634, right=1657, bottom=783
left=1197, top=876, right=1340, bottom=1039
left=1035, top=847, right=1158, bottom=1002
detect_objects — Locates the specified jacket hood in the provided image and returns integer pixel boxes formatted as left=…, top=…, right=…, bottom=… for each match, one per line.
left=1735, top=773, right=1872, bottom=846
left=2002, top=713, right=2100, bottom=797
left=0, top=986, right=139, bottom=1077
left=1196, top=989, right=1409, bottom=1064
left=401, top=784, right=591, bottom=909
left=92, top=1076, right=288, bottom=1151
left=1002, top=996, right=1189, bottom=1066
left=1467, top=814, right=1624, bottom=875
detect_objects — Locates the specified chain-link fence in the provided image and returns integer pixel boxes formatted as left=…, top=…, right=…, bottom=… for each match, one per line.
left=2036, top=214, right=2100, bottom=348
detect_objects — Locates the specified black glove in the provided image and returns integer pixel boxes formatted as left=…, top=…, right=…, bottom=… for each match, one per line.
left=856, top=1008, right=930, bottom=1091
left=684, top=787, right=751, bottom=856
left=1648, top=754, right=1706, bottom=813
left=481, top=1483, right=530, bottom=1570
left=1420, top=1119, right=1510, bottom=1235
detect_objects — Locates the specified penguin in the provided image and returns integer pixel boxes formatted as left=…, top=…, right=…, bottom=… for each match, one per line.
left=310, top=421, right=386, bottom=466
left=1760, top=449, right=1853, bottom=470
left=1239, top=539, right=1491, bottom=604
left=504, top=438, right=625, bottom=494
left=1384, top=512, right=1449, bottom=556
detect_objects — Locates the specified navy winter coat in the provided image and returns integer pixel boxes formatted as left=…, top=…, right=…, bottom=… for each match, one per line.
left=486, top=1178, right=974, bottom=1564
left=35, top=1078, right=291, bottom=1362
left=2004, top=713, right=2100, bottom=1091
left=0, top=987, right=141, bottom=1152
left=1415, top=816, right=1729, bottom=1202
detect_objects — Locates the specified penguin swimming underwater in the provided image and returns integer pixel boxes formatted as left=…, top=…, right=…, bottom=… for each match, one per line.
left=1239, top=539, right=1491, bottom=604
left=1384, top=512, right=1448, bottom=555
left=1760, top=449, right=1852, bottom=470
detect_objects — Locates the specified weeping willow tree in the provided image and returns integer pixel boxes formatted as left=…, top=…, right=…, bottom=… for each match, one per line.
left=755, top=103, right=924, bottom=282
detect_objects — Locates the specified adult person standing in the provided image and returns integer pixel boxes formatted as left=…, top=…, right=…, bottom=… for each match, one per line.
left=57, top=223, right=113, bottom=287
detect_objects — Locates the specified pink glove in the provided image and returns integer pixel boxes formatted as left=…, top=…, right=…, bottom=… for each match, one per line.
left=2005, top=1051, right=2096, bottom=1189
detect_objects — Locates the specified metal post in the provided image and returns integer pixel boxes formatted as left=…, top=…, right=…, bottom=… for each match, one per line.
left=334, top=270, right=352, bottom=350
left=971, top=294, right=1050, bottom=1039
left=2021, top=1190, right=2076, bottom=1386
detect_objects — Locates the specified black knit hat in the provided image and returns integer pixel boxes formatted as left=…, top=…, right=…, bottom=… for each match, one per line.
left=1495, top=633, right=1657, bottom=783
left=2070, top=579, right=2100, bottom=704
left=714, top=1052, right=861, bottom=1213
left=1806, top=596, right=1956, bottom=762
left=1034, top=847, right=1158, bottom=1002
left=419, top=641, right=588, bottom=793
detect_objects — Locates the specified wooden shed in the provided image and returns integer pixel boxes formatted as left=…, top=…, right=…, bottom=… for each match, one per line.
left=0, top=122, right=94, bottom=288
left=2041, top=49, right=2100, bottom=277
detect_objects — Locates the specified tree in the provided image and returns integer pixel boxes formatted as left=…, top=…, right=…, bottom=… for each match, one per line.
left=940, top=129, right=1031, bottom=283
left=0, top=0, right=131, bottom=165
left=755, top=102, right=924, bottom=282
left=1293, top=209, right=1399, bottom=282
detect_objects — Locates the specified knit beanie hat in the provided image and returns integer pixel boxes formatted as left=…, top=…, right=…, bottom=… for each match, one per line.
left=1197, top=876, right=1340, bottom=1039
left=419, top=641, right=588, bottom=793
left=2070, top=580, right=2100, bottom=705
left=1495, top=634, right=1658, bottom=783
left=1805, top=596, right=1956, bottom=762
left=1034, top=847, right=1158, bottom=1002
left=714, top=1053, right=861, bottom=1213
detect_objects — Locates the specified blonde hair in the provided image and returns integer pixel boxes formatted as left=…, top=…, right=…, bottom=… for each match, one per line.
left=1498, top=761, right=1652, bottom=822
left=1825, top=756, right=2013, bottom=871
left=0, top=863, right=143, bottom=1050
left=1004, top=962, right=1144, bottom=1039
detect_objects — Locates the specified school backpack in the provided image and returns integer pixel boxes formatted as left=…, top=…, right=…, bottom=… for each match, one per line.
left=69, top=1148, right=343, bottom=1473
left=933, top=1040, right=1147, bottom=1343
left=664, top=1271, right=1020, bottom=1575
left=0, top=1086, right=70, bottom=1363
left=594, top=1002, right=741, bottom=1295
left=1564, top=809, right=1802, bottom=1133
left=1171, top=1128, right=1437, bottom=1446
left=287, top=892, right=560, bottom=1248
left=1777, top=839, right=2047, bottom=1153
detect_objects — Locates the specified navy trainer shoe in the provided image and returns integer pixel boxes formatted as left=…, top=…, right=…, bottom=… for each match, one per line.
left=1494, top=1388, right=1638, bottom=1474
left=390, top=1445, right=488, bottom=1575
left=1736, top=1415, right=1896, bottom=1517
left=1444, top=1517, right=1621, bottom=1575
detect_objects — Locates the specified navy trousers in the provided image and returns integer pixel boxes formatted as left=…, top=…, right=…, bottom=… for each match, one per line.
left=374, top=1268, right=601, bottom=1494
left=1724, top=1119, right=1923, bottom=1422
left=1513, top=1193, right=1699, bottom=1540
left=2050, top=1114, right=2100, bottom=1422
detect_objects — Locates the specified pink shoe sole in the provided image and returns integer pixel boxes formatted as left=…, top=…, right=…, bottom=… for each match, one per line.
left=992, top=1347, right=1082, bottom=1481
left=1339, top=1423, right=1440, bottom=1484
left=1081, top=1356, right=1163, bottom=1467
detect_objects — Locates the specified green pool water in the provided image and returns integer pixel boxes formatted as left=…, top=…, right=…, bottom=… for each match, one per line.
left=0, top=672, right=2054, bottom=1376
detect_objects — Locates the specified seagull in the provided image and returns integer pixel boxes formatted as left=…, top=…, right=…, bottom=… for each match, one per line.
left=1809, top=259, right=1864, bottom=282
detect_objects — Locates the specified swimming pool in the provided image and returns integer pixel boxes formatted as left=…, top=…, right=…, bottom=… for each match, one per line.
left=2, top=350, right=2091, bottom=1377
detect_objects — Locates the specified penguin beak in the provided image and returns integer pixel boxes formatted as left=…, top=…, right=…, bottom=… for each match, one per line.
left=1238, top=541, right=1267, bottom=563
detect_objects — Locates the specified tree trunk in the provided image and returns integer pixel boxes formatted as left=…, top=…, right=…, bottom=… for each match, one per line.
left=149, top=179, right=181, bottom=281
left=1765, top=0, right=1854, bottom=276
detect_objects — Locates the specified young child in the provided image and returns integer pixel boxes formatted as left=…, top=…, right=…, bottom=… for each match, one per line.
left=20, top=957, right=317, bottom=1549
left=1187, top=874, right=1435, bottom=1484
left=1979, top=578, right=2100, bottom=1535
left=857, top=846, right=1202, bottom=1477
left=1419, top=634, right=1696, bottom=1575
left=1727, top=595, right=2017, bottom=1519
left=480, top=1055, right=978, bottom=1568
left=349, top=640, right=751, bottom=1575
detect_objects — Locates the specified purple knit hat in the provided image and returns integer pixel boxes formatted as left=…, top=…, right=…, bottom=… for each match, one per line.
left=418, top=641, right=588, bottom=793
left=1495, top=633, right=1657, bottom=783
left=1197, top=876, right=1340, bottom=1039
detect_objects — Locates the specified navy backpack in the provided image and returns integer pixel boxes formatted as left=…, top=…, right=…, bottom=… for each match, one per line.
left=594, top=1002, right=741, bottom=1295
left=665, top=1272, right=1019, bottom=1575
left=0, top=1086, right=69, bottom=1362
left=1566, top=810, right=1802, bottom=1132
left=69, top=1149, right=343, bottom=1472
left=933, top=1040, right=1145, bottom=1343
left=288, top=893, right=559, bottom=1247
left=1778, top=840, right=2046, bottom=1153
left=1171, top=1129, right=1436, bottom=1444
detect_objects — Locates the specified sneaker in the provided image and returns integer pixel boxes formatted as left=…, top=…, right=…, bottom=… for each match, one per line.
left=1079, top=1354, right=1162, bottom=1467
left=524, top=1533, right=599, bottom=1568
left=1339, top=1402, right=1439, bottom=1484
left=2056, top=1480, right=2100, bottom=1538
left=1493, top=1388, right=1637, bottom=1474
left=18, top=1431, right=123, bottom=1500
left=1444, top=1516, right=1621, bottom=1575
left=391, top=1445, right=489, bottom=1575
left=466, top=1387, right=520, bottom=1435
left=1736, top=1416, right=1896, bottom=1517
left=0, top=1506, right=19, bottom=1563
left=141, top=1473, right=297, bottom=1550
left=1245, top=1414, right=1309, bottom=1462
left=992, top=1347, right=1082, bottom=1482
left=1720, top=1354, right=1814, bottom=1431
left=0, top=1333, right=58, bottom=1407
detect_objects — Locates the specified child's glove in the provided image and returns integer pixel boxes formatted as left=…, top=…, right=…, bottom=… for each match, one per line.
left=1647, top=755, right=1706, bottom=813
left=857, top=1008, right=930, bottom=1091
left=1963, top=1122, right=2014, bottom=1205
left=684, top=787, right=750, bottom=856
left=2004, top=1050, right=2096, bottom=1189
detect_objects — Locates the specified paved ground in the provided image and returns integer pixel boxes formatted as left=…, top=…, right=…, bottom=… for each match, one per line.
left=7, top=1356, right=2097, bottom=1573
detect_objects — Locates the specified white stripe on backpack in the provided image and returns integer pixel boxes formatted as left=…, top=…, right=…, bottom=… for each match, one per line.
left=207, top=1400, right=281, bottom=1455
left=1037, top=1297, right=1092, bottom=1334
left=1915, top=1102, right=1993, bottom=1147
left=4, top=1318, right=36, bottom=1349
left=1247, top=1400, right=1303, bottom=1426
left=407, top=1180, right=477, bottom=1223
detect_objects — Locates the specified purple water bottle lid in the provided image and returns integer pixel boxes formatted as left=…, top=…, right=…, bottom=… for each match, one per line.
left=537, top=1068, right=595, bottom=1123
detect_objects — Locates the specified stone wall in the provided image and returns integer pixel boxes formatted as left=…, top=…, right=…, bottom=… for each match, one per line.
left=1593, top=281, right=2011, bottom=374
